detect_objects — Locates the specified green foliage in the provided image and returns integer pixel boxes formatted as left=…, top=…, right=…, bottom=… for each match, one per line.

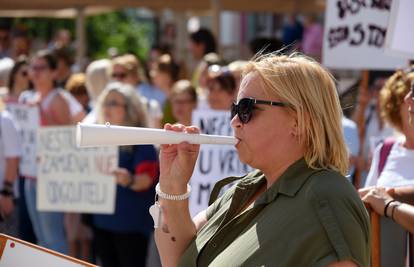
left=12, top=18, right=75, bottom=42
left=7, top=9, right=155, bottom=62
left=86, top=10, right=155, bottom=61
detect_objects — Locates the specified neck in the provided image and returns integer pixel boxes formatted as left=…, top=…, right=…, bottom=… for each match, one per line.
left=36, top=84, right=54, bottom=98
left=404, top=134, right=414, bottom=149
left=261, top=152, right=304, bottom=189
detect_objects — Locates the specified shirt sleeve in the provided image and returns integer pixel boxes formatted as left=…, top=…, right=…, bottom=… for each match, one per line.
left=1, top=112, right=22, bottom=158
left=309, top=173, right=371, bottom=267
left=364, top=143, right=381, bottom=187
left=133, top=145, right=159, bottom=184
left=59, top=89, right=83, bottom=117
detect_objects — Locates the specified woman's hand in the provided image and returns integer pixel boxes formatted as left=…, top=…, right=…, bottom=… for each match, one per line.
left=361, top=187, right=394, bottom=216
left=159, top=124, right=200, bottom=193
left=113, top=168, right=132, bottom=187
left=0, top=195, right=14, bottom=219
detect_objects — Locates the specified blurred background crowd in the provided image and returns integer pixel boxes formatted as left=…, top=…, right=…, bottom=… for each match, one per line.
left=0, top=4, right=413, bottom=267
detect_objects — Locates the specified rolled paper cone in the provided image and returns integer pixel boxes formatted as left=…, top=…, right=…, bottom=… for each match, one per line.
left=76, top=123, right=237, bottom=147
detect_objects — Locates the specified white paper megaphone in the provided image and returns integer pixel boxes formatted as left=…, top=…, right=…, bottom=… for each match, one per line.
left=76, top=123, right=237, bottom=147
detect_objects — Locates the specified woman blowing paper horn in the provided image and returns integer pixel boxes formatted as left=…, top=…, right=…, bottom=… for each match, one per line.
left=153, top=53, right=370, bottom=267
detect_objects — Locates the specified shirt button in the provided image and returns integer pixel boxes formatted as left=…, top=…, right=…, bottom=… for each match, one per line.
left=212, top=243, right=217, bottom=248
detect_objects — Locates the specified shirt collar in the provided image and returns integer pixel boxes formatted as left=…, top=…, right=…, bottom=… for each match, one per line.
left=255, top=158, right=320, bottom=204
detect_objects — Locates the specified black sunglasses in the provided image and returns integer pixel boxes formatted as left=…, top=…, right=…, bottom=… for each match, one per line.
left=112, top=72, right=127, bottom=79
left=231, top=97, right=291, bottom=124
left=103, top=99, right=126, bottom=108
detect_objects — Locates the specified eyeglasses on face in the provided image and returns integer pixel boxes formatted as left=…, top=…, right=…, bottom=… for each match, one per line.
left=30, top=65, right=49, bottom=72
left=103, top=99, right=126, bottom=108
left=231, top=97, right=291, bottom=124
left=111, top=72, right=128, bottom=79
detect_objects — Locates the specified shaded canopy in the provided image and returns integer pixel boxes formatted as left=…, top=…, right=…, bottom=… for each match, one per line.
left=0, top=0, right=325, bottom=15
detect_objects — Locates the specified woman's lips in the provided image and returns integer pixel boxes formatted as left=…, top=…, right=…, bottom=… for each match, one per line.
left=234, top=137, right=241, bottom=147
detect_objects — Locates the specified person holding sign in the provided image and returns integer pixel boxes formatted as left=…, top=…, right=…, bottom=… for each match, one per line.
left=18, top=50, right=74, bottom=254
left=154, top=54, right=370, bottom=267
left=92, top=82, right=159, bottom=267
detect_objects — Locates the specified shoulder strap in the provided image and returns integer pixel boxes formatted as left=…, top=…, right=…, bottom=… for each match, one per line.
left=208, top=176, right=244, bottom=206
left=377, top=138, right=395, bottom=175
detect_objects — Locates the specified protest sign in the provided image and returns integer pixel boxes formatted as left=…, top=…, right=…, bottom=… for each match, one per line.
left=6, top=104, right=39, bottom=177
left=189, top=109, right=252, bottom=217
left=323, top=0, right=406, bottom=69
left=37, top=126, right=118, bottom=214
left=384, top=0, right=414, bottom=58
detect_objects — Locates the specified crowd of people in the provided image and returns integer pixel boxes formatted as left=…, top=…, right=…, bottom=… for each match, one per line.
left=0, top=15, right=413, bottom=267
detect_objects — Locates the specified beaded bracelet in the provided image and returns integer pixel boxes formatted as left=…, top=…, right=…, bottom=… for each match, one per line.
left=155, top=183, right=191, bottom=201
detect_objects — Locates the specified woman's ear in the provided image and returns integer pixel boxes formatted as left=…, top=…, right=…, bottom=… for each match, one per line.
left=290, top=120, right=299, bottom=138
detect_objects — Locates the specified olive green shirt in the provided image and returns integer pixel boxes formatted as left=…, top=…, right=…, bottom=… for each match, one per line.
left=178, top=158, right=371, bottom=267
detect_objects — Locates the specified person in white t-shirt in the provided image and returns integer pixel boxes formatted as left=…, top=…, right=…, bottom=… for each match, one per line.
left=359, top=70, right=414, bottom=266
left=363, top=70, right=414, bottom=188
left=0, top=102, right=22, bottom=235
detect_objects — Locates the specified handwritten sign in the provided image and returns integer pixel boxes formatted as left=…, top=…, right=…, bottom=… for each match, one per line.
left=6, top=104, right=39, bottom=177
left=37, top=126, right=118, bottom=214
left=322, top=0, right=406, bottom=69
left=384, top=0, right=414, bottom=58
left=189, top=110, right=251, bottom=217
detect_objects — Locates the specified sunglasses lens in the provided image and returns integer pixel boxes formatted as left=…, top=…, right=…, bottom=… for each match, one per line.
left=240, top=99, right=251, bottom=123
left=231, top=103, right=238, bottom=120
left=232, top=98, right=252, bottom=124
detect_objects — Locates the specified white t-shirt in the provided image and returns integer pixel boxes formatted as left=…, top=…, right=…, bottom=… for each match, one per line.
left=19, top=89, right=83, bottom=118
left=0, top=111, right=22, bottom=196
left=365, top=140, right=414, bottom=188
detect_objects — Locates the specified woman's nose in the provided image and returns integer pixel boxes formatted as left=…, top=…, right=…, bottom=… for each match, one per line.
left=230, top=113, right=242, bottom=129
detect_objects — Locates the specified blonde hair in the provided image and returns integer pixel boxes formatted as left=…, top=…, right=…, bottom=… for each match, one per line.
left=111, top=54, right=147, bottom=83
left=96, top=81, right=149, bottom=128
left=379, top=70, right=414, bottom=132
left=244, top=53, right=348, bottom=176
left=66, top=73, right=87, bottom=95
left=0, top=97, right=5, bottom=112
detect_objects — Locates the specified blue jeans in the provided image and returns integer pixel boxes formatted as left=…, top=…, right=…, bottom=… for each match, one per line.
left=24, top=179, right=68, bottom=254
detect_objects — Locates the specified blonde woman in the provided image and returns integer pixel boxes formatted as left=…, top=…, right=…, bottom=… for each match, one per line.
left=92, top=82, right=159, bottom=267
left=154, top=54, right=370, bottom=267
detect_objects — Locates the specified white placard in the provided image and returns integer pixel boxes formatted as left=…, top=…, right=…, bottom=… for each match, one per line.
left=384, top=0, right=414, bottom=58
left=37, top=126, right=118, bottom=214
left=189, top=110, right=252, bottom=217
left=6, top=104, right=39, bottom=177
left=322, top=0, right=406, bottom=70
left=0, top=236, right=95, bottom=267
left=0, top=240, right=84, bottom=267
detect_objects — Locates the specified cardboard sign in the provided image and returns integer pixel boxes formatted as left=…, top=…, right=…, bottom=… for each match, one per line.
left=6, top=104, right=40, bottom=177
left=384, top=0, right=414, bottom=58
left=0, top=234, right=96, bottom=267
left=37, top=126, right=118, bottom=214
left=322, top=0, right=406, bottom=70
left=189, top=110, right=252, bottom=217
